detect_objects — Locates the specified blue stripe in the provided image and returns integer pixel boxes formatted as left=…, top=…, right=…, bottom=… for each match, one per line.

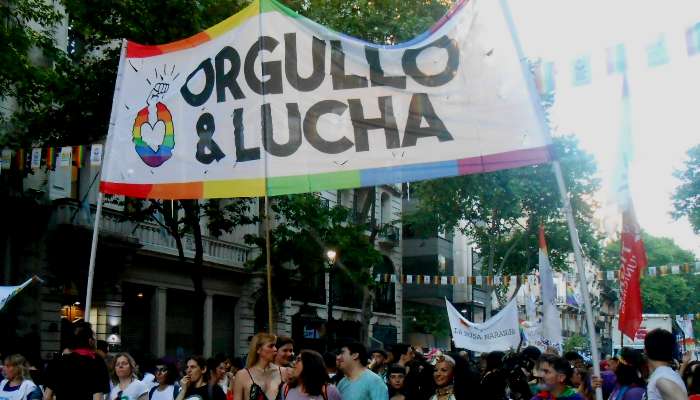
left=360, top=160, right=458, bottom=186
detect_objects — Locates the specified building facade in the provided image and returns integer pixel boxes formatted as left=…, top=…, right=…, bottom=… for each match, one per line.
left=1, top=162, right=403, bottom=360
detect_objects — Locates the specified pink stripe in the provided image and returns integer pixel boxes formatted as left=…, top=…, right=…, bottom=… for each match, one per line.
left=458, top=146, right=553, bottom=175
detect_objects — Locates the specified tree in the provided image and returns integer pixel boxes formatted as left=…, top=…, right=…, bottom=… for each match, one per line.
left=601, top=231, right=699, bottom=337
left=672, top=144, right=700, bottom=234
left=244, top=194, right=383, bottom=345
left=406, top=135, right=602, bottom=303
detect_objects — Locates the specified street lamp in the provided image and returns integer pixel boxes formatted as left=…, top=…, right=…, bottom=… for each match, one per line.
left=326, top=249, right=337, bottom=351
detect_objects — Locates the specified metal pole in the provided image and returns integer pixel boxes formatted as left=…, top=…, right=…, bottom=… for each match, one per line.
left=552, top=161, right=603, bottom=400
left=84, top=191, right=104, bottom=323
left=265, top=195, right=274, bottom=333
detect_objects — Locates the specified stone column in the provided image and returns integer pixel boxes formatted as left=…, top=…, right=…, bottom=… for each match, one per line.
left=152, top=287, right=167, bottom=357
left=203, top=294, right=213, bottom=357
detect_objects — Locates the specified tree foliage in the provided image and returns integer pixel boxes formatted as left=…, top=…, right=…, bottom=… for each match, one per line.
left=244, top=194, right=383, bottom=301
left=406, top=135, right=602, bottom=281
left=672, top=144, right=700, bottom=234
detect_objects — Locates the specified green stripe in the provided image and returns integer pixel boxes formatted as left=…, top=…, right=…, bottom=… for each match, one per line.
left=267, top=171, right=361, bottom=196
left=260, top=0, right=301, bottom=18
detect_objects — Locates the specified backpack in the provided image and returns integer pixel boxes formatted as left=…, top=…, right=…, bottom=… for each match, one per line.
left=149, top=384, right=180, bottom=399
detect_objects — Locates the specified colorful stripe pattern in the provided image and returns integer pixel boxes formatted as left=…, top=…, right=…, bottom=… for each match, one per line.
left=687, top=22, right=700, bottom=56
left=646, top=34, right=670, bottom=67
left=125, top=0, right=471, bottom=57
left=606, top=43, right=627, bottom=74
left=46, top=147, right=55, bottom=170
left=100, top=146, right=552, bottom=199
left=131, top=103, right=175, bottom=168
left=72, top=145, right=85, bottom=167
left=572, top=55, right=592, bottom=86
left=533, top=61, right=556, bottom=96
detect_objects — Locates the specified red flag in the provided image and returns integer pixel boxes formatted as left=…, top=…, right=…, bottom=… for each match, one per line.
left=618, top=203, right=648, bottom=339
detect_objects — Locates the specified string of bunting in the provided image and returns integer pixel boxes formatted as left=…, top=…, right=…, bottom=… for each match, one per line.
left=0, top=144, right=103, bottom=172
left=532, top=20, right=700, bottom=95
left=376, top=262, right=700, bottom=286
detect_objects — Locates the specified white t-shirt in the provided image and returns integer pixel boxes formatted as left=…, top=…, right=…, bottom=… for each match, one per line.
left=0, top=379, right=38, bottom=400
left=110, top=379, right=149, bottom=400
left=142, top=373, right=158, bottom=390
left=150, top=385, right=175, bottom=400
left=644, top=365, right=687, bottom=400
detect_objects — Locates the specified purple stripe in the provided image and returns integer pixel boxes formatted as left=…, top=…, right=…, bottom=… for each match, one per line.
left=458, top=146, right=553, bottom=175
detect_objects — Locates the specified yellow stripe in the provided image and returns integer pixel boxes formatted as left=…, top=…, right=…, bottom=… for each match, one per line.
left=206, top=1, right=260, bottom=39
left=203, top=178, right=266, bottom=198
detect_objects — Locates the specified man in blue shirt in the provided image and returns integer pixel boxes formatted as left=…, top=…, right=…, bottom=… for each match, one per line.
left=337, top=342, right=388, bottom=400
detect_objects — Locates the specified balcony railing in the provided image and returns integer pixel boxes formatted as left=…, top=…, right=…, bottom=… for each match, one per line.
left=53, top=200, right=250, bottom=269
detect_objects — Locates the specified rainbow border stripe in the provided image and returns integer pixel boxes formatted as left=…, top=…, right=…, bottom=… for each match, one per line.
left=100, top=146, right=551, bottom=199
left=124, top=0, right=470, bottom=58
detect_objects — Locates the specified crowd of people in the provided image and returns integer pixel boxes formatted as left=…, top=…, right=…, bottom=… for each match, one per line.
left=0, top=321, right=697, bottom=400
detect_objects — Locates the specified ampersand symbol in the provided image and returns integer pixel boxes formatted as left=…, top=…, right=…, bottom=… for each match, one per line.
left=195, top=113, right=225, bottom=164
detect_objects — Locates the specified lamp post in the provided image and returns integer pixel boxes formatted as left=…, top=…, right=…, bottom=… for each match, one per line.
left=326, top=249, right=337, bottom=351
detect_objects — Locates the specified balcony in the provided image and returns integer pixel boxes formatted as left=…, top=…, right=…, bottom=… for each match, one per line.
left=377, top=224, right=400, bottom=248
left=52, top=199, right=251, bottom=269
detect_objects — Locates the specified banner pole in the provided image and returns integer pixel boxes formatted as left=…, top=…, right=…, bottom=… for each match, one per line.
left=84, top=191, right=104, bottom=323
left=552, top=161, right=603, bottom=400
left=265, top=195, right=274, bottom=334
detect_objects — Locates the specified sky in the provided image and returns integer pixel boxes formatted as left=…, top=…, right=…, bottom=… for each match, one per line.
left=507, top=0, right=700, bottom=258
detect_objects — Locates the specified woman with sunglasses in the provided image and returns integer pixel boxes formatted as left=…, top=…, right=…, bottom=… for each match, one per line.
left=282, top=350, right=341, bottom=400
left=110, top=352, right=148, bottom=400
left=148, top=360, right=180, bottom=400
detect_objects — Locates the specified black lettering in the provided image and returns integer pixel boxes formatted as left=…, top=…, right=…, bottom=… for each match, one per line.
left=245, top=36, right=283, bottom=95
left=303, top=100, right=353, bottom=154
left=181, top=59, right=215, bottom=107
left=402, top=35, right=459, bottom=87
left=195, top=113, right=225, bottom=164
left=232, top=108, right=260, bottom=162
left=331, top=40, right=368, bottom=90
left=402, top=93, right=453, bottom=147
left=285, top=33, right=326, bottom=92
left=262, top=103, right=302, bottom=157
left=215, top=46, right=245, bottom=102
left=365, top=47, right=406, bottom=89
left=348, top=97, right=400, bottom=152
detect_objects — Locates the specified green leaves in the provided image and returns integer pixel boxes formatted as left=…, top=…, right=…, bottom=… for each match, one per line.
left=244, top=193, right=384, bottom=303
left=406, top=135, right=602, bottom=277
left=672, top=144, right=700, bottom=234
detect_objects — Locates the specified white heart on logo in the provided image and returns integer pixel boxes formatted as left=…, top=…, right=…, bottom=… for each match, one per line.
left=140, top=120, right=166, bottom=152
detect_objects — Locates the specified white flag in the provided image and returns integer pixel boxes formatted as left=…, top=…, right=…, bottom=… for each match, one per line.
left=538, top=226, right=563, bottom=348
left=446, top=295, right=521, bottom=352
left=0, top=278, right=35, bottom=311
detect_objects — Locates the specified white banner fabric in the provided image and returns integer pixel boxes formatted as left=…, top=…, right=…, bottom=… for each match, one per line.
left=446, top=295, right=520, bottom=352
left=100, top=0, right=550, bottom=199
left=0, top=278, right=34, bottom=312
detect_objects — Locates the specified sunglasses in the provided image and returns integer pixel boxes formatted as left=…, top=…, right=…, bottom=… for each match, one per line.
left=155, top=367, right=168, bottom=373
left=115, top=390, right=123, bottom=400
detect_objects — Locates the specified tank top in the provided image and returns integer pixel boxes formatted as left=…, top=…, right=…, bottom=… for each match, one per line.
left=245, top=368, right=283, bottom=400
left=0, top=379, right=39, bottom=400
left=644, top=365, right=687, bottom=400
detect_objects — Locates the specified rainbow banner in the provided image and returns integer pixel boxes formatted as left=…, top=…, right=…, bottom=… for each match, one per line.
left=46, top=147, right=55, bottom=170
left=100, top=0, right=551, bottom=200
left=72, top=145, right=86, bottom=167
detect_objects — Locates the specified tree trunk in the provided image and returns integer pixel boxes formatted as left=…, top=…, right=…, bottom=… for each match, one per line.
left=182, top=200, right=206, bottom=355
left=360, top=286, right=374, bottom=348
